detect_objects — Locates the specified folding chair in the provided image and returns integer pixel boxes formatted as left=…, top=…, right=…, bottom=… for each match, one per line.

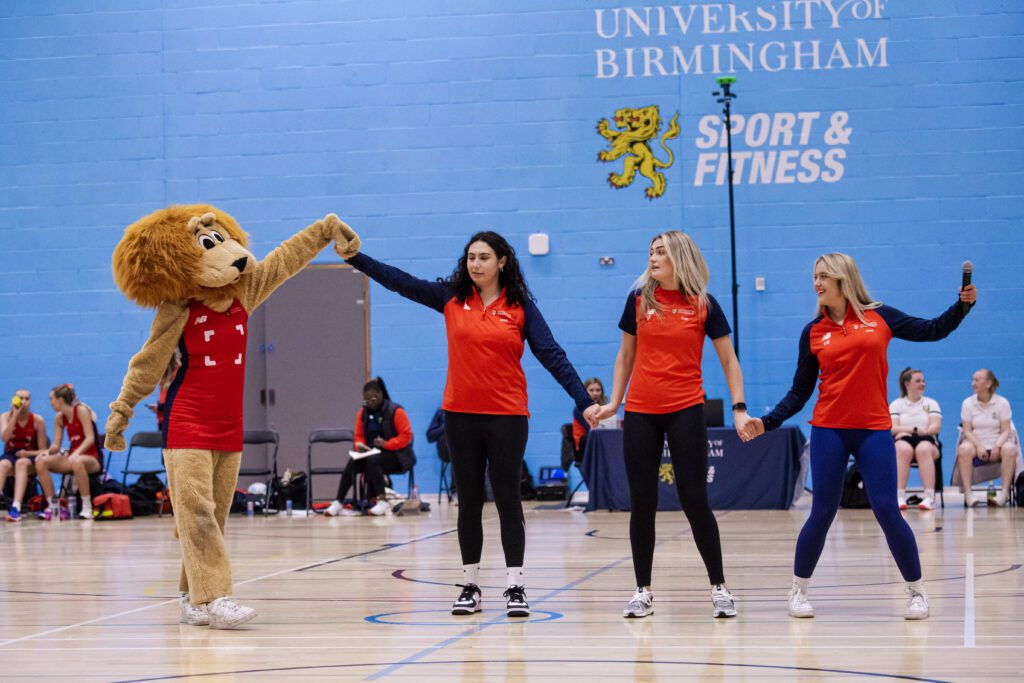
left=438, top=459, right=452, bottom=504
left=118, top=431, right=165, bottom=486
left=909, top=440, right=944, bottom=508
left=240, top=430, right=279, bottom=514
left=306, top=428, right=354, bottom=514
left=951, top=424, right=1023, bottom=506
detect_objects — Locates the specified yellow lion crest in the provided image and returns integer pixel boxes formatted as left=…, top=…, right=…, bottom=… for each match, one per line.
left=597, top=106, right=680, bottom=199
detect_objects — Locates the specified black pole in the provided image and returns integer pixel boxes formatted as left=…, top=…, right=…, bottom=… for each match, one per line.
left=714, top=77, right=739, bottom=359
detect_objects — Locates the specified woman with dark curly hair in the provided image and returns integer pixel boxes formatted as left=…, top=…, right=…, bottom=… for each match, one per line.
left=344, top=230, right=600, bottom=618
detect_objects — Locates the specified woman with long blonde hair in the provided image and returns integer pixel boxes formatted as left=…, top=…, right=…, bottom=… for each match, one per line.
left=746, top=252, right=976, bottom=621
left=593, top=230, right=751, bottom=620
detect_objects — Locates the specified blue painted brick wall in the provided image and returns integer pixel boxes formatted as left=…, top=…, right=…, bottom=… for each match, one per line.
left=1, top=1, right=1021, bottom=493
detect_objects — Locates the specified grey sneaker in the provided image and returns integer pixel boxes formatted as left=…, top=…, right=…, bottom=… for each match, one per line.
left=207, top=596, right=257, bottom=629
left=623, top=588, right=654, bottom=618
left=178, top=593, right=210, bottom=626
left=904, top=585, right=929, bottom=620
left=711, top=584, right=737, bottom=618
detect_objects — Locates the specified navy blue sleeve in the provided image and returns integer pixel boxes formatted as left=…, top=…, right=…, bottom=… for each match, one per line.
left=704, top=293, right=731, bottom=339
left=762, top=320, right=820, bottom=431
left=876, top=301, right=966, bottom=342
left=346, top=253, right=451, bottom=313
left=617, top=291, right=638, bottom=335
left=426, top=408, right=445, bottom=443
left=523, top=300, right=593, bottom=412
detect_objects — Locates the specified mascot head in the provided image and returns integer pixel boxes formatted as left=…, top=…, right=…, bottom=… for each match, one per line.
left=112, top=204, right=254, bottom=308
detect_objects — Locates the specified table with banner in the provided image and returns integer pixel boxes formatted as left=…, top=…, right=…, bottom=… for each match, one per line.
left=579, top=426, right=807, bottom=511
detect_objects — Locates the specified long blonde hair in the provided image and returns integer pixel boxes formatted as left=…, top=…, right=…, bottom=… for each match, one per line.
left=632, top=231, right=710, bottom=317
left=814, top=252, right=881, bottom=324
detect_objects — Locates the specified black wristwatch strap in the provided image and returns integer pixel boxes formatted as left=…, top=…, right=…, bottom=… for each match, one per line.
left=731, top=402, right=747, bottom=412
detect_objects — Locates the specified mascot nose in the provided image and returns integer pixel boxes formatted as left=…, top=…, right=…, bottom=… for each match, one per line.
left=232, top=257, right=249, bottom=272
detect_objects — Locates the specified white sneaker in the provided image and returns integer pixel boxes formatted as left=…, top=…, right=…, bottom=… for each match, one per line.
left=711, top=584, right=736, bottom=618
left=964, top=491, right=983, bottom=507
left=179, top=593, right=210, bottom=626
left=78, top=508, right=94, bottom=520
left=324, top=500, right=343, bottom=517
left=898, top=496, right=908, bottom=510
left=787, top=587, right=814, bottom=618
left=918, top=496, right=935, bottom=511
left=623, top=588, right=654, bottom=618
left=904, top=585, right=929, bottom=620
left=367, top=499, right=391, bottom=516
left=990, top=490, right=1008, bottom=507
left=207, top=597, right=257, bottom=629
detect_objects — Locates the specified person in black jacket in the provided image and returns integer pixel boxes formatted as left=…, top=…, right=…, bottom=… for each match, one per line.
left=427, top=407, right=455, bottom=496
left=325, top=378, right=415, bottom=517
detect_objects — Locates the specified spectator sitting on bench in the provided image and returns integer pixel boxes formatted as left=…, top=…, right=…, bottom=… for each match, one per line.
left=35, top=384, right=103, bottom=520
left=324, top=377, right=415, bottom=517
left=889, top=368, right=941, bottom=511
left=957, top=369, right=1015, bottom=507
left=1, top=389, right=48, bottom=522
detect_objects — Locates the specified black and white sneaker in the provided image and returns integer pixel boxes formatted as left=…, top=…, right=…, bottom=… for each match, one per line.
left=503, top=585, right=530, bottom=617
left=451, top=583, right=482, bottom=615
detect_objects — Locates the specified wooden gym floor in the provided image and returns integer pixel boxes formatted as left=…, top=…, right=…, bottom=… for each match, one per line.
left=0, top=494, right=1020, bottom=682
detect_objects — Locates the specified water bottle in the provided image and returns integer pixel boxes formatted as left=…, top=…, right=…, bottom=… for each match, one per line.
left=246, top=500, right=255, bottom=517
left=285, top=499, right=293, bottom=517
left=987, top=482, right=997, bottom=502
left=51, top=496, right=61, bottom=523
left=68, top=496, right=77, bottom=521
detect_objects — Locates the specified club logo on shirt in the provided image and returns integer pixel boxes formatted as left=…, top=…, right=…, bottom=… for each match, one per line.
left=645, top=309, right=656, bottom=320
left=822, top=331, right=832, bottom=346
left=671, top=307, right=696, bottom=318
left=494, top=310, right=514, bottom=325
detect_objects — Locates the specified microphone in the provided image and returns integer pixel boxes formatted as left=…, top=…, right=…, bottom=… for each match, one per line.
left=961, top=261, right=973, bottom=315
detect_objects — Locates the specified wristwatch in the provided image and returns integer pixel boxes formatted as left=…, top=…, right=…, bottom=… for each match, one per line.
left=731, top=402, right=747, bottom=412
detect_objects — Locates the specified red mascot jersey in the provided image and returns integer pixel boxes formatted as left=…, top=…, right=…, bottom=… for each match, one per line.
left=163, top=299, right=248, bottom=451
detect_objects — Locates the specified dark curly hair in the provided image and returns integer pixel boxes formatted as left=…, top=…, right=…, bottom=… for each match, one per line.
left=440, top=231, right=533, bottom=307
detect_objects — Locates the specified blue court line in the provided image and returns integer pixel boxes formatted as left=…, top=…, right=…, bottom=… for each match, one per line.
left=362, top=517, right=718, bottom=682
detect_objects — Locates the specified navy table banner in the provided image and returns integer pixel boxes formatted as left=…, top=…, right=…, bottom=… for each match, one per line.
left=580, top=426, right=806, bottom=511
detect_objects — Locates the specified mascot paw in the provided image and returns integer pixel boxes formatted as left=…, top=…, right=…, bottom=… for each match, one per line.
left=325, top=213, right=361, bottom=260
left=105, top=432, right=127, bottom=452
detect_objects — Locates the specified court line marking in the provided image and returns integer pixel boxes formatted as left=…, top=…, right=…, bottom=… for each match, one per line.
left=966, top=507, right=973, bottom=538
left=964, top=552, right=975, bottom=648
left=362, top=515, right=721, bottom=681
left=0, top=524, right=459, bottom=649
left=111, top=657, right=957, bottom=683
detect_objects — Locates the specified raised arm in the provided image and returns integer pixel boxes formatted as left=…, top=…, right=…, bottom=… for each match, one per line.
left=244, top=214, right=356, bottom=311
left=522, top=300, right=593, bottom=413
left=105, top=302, right=189, bottom=451
left=346, top=252, right=451, bottom=313
left=879, top=283, right=975, bottom=343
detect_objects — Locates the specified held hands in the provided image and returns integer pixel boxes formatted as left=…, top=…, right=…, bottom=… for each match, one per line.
left=740, top=417, right=766, bottom=442
left=959, top=284, right=977, bottom=305
left=583, top=403, right=604, bottom=428
left=734, top=411, right=753, bottom=442
left=323, top=213, right=361, bottom=260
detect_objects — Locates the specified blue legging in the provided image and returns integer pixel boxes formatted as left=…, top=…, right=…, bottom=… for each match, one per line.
left=795, top=427, right=922, bottom=582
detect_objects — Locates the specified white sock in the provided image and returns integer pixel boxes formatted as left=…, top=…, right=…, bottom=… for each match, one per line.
left=897, top=489, right=906, bottom=499
left=506, top=566, right=523, bottom=588
left=923, top=489, right=935, bottom=499
left=462, top=563, right=480, bottom=586
left=12, top=501, right=20, bottom=512
left=81, top=500, right=92, bottom=511
left=907, top=578, right=925, bottom=593
left=793, top=575, right=810, bottom=592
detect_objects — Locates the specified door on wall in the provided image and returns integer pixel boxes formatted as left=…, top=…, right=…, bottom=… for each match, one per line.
left=242, top=264, right=369, bottom=502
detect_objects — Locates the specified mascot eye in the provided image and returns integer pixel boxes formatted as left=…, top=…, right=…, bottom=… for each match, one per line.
left=209, top=230, right=225, bottom=243
left=197, top=234, right=217, bottom=250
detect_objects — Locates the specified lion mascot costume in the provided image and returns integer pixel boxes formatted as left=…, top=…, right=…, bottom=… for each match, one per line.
left=105, top=205, right=358, bottom=629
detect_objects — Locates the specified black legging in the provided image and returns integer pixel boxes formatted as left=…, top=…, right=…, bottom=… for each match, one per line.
left=444, top=411, right=529, bottom=567
left=335, top=451, right=403, bottom=502
left=624, top=404, right=725, bottom=587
